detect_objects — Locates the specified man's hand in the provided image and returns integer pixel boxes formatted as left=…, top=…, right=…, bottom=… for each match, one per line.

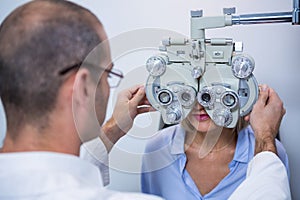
left=112, top=84, right=155, bottom=133
left=100, top=85, right=155, bottom=152
left=245, top=84, right=286, bottom=155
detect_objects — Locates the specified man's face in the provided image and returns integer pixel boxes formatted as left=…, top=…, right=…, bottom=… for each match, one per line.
left=94, top=26, right=112, bottom=126
left=73, top=27, right=113, bottom=142
left=94, top=60, right=112, bottom=126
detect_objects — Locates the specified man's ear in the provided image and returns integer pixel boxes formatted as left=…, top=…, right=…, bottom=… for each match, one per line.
left=73, top=68, right=91, bottom=107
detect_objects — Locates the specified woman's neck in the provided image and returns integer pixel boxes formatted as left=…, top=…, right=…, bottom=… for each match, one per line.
left=185, top=127, right=237, bottom=157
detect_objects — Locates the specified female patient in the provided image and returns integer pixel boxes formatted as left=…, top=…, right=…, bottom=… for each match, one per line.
left=141, top=101, right=289, bottom=200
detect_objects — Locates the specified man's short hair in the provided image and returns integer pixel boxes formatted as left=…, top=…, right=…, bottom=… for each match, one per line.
left=0, top=0, right=103, bottom=133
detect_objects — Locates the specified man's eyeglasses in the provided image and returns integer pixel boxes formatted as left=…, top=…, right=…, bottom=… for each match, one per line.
left=59, top=62, right=124, bottom=88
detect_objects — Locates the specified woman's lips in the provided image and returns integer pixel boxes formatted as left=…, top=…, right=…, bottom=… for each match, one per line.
left=193, top=114, right=210, bottom=121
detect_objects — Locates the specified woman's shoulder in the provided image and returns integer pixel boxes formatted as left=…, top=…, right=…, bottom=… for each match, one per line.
left=144, top=124, right=182, bottom=153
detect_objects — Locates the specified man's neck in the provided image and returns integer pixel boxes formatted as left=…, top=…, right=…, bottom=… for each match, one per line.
left=0, top=124, right=81, bottom=156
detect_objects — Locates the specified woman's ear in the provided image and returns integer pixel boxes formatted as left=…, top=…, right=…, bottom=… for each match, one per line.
left=244, top=114, right=250, bottom=122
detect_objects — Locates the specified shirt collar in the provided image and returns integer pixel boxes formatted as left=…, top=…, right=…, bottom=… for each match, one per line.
left=232, top=126, right=251, bottom=163
left=170, top=124, right=186, bottom=155
left=169, top=124, right=251, bottom=164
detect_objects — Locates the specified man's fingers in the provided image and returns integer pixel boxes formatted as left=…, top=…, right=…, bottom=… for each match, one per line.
left=282, top=107, right=286, bottom=115
left=268, top=88, right=281, bottom=105
left=137, top=106, right=156, bottom=114
left=257, top=84, right=270, bottom=107
left=130, top=86, right=146, bottom=107
left=268, top=88, right=286, bottom=116
left=120, top=84, right=142, bottom=99
left=138, top=98, right=151, bottom=106
left=128, top=84, right=143, bottom=93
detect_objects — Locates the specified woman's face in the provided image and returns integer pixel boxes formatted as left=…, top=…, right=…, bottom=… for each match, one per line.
left=186, top=102, right=218, bottom=133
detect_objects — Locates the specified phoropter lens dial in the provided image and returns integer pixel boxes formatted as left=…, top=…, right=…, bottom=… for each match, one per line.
left=212, top=109, right=233, bottom=127
left=197, top=87, right=215, bottom=108
left=146, top=56, right=167, bottom=77
left=231, top=54, right=255, bottom=79
left=221, top=91, right=239, bottom=109
left=177, top=86, right=196, bottom=108
left=157, top=89, right=173, bottom=105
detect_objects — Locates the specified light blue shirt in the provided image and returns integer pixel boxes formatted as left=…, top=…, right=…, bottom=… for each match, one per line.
left=141, top=124, right=289, bottom=200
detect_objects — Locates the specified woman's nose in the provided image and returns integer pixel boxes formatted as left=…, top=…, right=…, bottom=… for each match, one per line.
left=194, top=101, right=204, bottom=110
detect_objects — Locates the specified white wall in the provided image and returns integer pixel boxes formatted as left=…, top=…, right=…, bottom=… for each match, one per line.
left=1, top=0, right=300, bottom=198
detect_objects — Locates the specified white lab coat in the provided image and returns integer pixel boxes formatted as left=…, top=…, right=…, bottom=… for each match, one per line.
left=0, top=137, right=291, bottom=200
left=229, top=151, right=291, bottom=200
left=0, top=139, right=163, bottom=200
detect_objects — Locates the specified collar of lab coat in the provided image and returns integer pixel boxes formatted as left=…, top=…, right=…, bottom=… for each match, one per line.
left=0, top=151, right=103, bottom=197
